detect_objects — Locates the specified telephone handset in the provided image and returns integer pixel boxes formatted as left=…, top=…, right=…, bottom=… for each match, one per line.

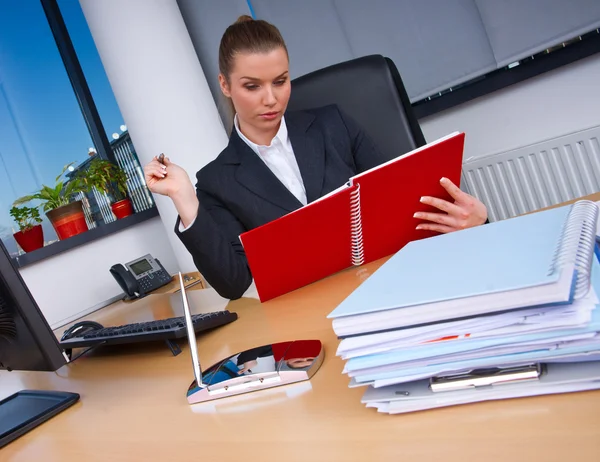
left=110, top=254, right=171, bottom=300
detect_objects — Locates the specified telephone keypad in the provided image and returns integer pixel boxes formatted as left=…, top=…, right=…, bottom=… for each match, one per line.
left=137, top=269, right=171, bottom=294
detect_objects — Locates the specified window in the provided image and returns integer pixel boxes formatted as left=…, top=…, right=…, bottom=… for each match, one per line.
left=0, top=0, right=154, bottom=260
left=412, top=29, right=600, bottom=118
left=57, top=0, right=154, bottom=218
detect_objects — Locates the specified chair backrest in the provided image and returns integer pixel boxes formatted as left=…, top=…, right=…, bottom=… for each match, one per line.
left=287, top=55, right=426, bottom=161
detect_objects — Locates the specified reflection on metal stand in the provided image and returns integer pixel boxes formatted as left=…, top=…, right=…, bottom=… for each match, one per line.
left=165, top=339, right=181, bottom=357
left=175, top=272, right=325, bottom=405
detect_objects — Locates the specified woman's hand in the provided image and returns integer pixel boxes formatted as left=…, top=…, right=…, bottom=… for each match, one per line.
left=143, top=155, right=199, bottom=228
left=414, top=177, right=487, bottom=233
left=238, top=360, right=258, bottom=374
left=143, top=155, right=191, bottom=198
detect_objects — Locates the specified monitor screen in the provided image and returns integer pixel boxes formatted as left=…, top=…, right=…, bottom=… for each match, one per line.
left=0, top=242, right=74, bottom=449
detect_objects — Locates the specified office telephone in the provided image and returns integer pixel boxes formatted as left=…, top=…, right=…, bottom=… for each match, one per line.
left=110, top=254, right=171, bottom=300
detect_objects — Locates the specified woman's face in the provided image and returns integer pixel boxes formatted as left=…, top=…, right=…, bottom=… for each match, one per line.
left=285, top=357, right=315, bottom=369
left=219, top=47, right=291, bottom=137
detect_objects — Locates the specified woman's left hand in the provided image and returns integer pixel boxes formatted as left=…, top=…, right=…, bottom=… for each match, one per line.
left=414, top=177, right=487, bottom=233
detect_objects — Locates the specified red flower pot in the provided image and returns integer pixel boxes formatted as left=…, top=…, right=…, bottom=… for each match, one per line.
left=13, top=224, right=44, bottom=253
left=46, top=201, right=89, bottom=240
left=111, top=198, right=133, bottom=219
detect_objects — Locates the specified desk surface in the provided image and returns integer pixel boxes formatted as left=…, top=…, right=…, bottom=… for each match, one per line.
left=3, top=257, right=600, bottom=461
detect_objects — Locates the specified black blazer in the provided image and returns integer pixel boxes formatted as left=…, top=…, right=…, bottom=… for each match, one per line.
left=175, top=104, right=393, bottom=299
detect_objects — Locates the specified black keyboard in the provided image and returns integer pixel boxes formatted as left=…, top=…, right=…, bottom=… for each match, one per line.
left=59, top=311, right=237, bottom=349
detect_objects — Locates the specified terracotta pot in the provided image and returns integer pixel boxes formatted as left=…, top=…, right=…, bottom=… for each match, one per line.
left=111, top=198, right=133, bottom=219
left=46, top=201, right=89, bottom=240
left=13, top=224, right=44, bottom=253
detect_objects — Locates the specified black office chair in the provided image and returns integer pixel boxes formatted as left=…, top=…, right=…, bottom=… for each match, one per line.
left=287, top=54, right=426, bottom=161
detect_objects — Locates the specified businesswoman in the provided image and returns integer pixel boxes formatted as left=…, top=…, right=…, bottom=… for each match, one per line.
left=143, top=16, right=487, bottom=300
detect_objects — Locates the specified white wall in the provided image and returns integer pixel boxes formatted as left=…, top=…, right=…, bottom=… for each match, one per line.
left=420, top=53, right=600, bottom=160
left=79, top=0, right=229, bottom=274
left=20, top=217, right=177, bottom=328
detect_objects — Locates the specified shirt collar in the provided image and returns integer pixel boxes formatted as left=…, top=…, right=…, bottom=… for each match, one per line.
left=234, top=114, right=289, bottom=155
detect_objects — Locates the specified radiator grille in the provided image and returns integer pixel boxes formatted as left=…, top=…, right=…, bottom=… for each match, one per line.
left=461, top=126, right=600, bottom=222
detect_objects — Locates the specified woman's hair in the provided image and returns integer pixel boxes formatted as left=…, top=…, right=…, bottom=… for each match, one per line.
left=218, top=15, right=288, bottom=131
left=218, top=15, right=288, bottom=82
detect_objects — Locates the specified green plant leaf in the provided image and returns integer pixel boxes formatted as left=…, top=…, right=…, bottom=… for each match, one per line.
left=55, top=162, right=75, bottom=183
left=12, top=194, right=39, bottom=206
left=9, top=205, right=42, bottom=231
left=81, top=158, right=128, bottom=202
left=15, top=160, right=87, bottom=213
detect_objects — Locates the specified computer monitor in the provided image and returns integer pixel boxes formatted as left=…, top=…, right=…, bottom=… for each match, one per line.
left=0, top=240, right=66, bottom=372
left=0, top=239, right=79, bottom=448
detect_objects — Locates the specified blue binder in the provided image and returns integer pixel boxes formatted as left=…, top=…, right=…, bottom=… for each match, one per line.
left=348, top=236, right=600, bottom=383
left=328, top=201, right=599, bottom=336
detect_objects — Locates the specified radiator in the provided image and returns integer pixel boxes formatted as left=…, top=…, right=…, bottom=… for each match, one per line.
left=461, top=125, right=600, bottom=222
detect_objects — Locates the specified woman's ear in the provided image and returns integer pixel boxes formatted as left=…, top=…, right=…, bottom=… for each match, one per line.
left=218, top=74, right=231, bottom=98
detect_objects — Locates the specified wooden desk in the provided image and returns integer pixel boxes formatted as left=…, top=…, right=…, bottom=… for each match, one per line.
left=144, top=270, right=205, bottom=295
left=2, top=258, right=600, bottom=461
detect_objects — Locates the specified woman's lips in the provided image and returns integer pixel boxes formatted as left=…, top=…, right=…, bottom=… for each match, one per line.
left=260, top=111, right=279, bottom=120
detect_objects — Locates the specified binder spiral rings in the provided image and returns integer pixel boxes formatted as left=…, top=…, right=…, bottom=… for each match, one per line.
left=350, top=184, right=365, bottom=266
left=548, top=200, right=599, bottom=299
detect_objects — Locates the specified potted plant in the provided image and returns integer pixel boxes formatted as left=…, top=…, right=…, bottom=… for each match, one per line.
left=13, top=162, right=89, bottom=240
left=9, top=206, right=44, bottom=253
left=81, top=158, right=133, bottom=219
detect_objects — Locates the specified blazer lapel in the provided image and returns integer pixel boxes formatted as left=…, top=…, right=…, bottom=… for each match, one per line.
left=227, top=131, right=303, bottom=213
left=286, top=111, right=325, bottom=204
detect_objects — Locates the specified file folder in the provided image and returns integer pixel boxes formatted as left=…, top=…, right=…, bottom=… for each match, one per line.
left=352, top=231, right=600, bottom=389
left=239, top=132, right=465, bottom=302
left=329, top=199, right=600, bottom=414
left=344, top=287, right=600, bottom=376
left=361, top=361, right=600, bottom=414
left=336, top=300, right=594, bottom=360
left=328, top=200, right=599, bottom=336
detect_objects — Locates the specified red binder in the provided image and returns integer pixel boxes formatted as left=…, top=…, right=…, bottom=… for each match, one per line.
left=240, top=132, right=466, bottom=302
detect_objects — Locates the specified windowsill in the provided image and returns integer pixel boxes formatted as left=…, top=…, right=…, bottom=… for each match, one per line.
left=12, top=207, right=160, bottom=268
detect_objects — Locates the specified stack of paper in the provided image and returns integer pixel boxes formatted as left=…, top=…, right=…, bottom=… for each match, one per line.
left=327, top=200, right=600, bottom=414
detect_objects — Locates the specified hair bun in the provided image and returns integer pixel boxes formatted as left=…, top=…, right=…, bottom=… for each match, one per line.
left=235, top=15, right=254, bottom=24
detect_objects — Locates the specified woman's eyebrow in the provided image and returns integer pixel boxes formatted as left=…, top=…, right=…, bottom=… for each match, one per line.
left=239, top=71, right=289, bottom=81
